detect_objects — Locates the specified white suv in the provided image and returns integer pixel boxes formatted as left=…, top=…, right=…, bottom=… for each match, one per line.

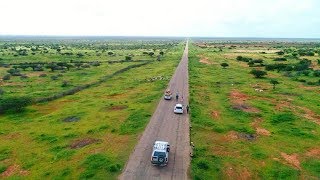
left=151, top=141, right=170, bottom=166
left=174, top=104, right=184, bottom=114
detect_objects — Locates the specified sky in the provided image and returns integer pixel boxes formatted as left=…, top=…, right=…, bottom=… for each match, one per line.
left=0, top=0, right=319, bottom=38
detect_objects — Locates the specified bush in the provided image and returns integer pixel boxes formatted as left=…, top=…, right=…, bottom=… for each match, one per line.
left=197, top=160, right=210, bottom=170
left=2, top=74, right=11, bottom=80
left=20, top=74, right=28, bottom=79
left=276, top=51, right=285, bottom=55
left=0, top=96, right=32, bottom=113
left=7, top=68, right=21, bottom=76
left=274, top=57, right=287, bottom=61
left=313, top=70, right=320, bottom=77
left=125, top=56, right=132, bottom=61
left=250, top=69, right=267, bottom=78
left=51, top=75, right=58, bottom=80
left=61, top=81, right=70, bottom=87
left=220, top=63, right=229, bottom=68
left=39, top=73, right=47, bottom=77
left=0, top=164, right=8, bottom=173
left=81, top=64, right=90, bottom=68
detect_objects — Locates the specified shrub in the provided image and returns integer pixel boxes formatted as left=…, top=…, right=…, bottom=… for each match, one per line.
left=125, top=56, right=132, bottom=61
left=61, top=81, right=70, bottom=87
left=7, top=68, right=21, bottom=76
left=51, top=75, right=58, bottom=80
left=197, top=160, right=209, bottom=170
left=0, top=96, right=32, bottom=113
left=90, top=61, right=100, bottom=66
left=274, top=57, right=287, bottom=61
left=39, top=73, right=47, bottom=77
left=20, top=74, right=28, bottom=79
left=0, top=149, right=11, bottom=161
left=302, top=70, right=311, bottom=76
left=276, top=51, right=285, bottom=55
left=220, top=63, right=229, bottom=68
left=148, top=52, right=154, bottom=56
left=270, top=79, right=279, bottom=89
left=250, top=69, right=267, bottom=78
left=0, top=164, right=8, bottom=173
left=313, top=70, right=320, bottom=77
left=2, top=74, right=11, bottom=80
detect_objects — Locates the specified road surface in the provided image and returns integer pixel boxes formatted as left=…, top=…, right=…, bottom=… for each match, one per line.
left=120, top=42, right=190, bottom=180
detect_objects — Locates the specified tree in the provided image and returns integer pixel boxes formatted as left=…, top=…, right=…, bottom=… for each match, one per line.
left=108, top=52, right=114, bottom=56
left=250, top=69, right=267, bottom=78
left=220, top=63, right=229, bottom=68
left=270, top=79, right=279, bottom=89
left=159, top=51, right=164, bottom=56
left=0, top=96, right=32, bottom=113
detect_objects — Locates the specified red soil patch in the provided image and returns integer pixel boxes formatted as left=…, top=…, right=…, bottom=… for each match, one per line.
left=251, top=118, right=271, bottom=136
left=274, top=99, right=320, bottom=125
left=306, top=148, right=320, bottom=158
left=26, top=71, right=44, bottom=77
left=70, top=138, right=100, bottom=149
left=240, top=168, right=252, bottom=180
left=224, top=131, right=239, bottom=141
left=3, top=132, right=21, bottom=140
left=225, top=165, right=251, bottom=180
left=281, top=152, right=301, bottom=169
left=256, top=128, right=271, bottom=136
left=296, top=106, right=320, bottom=125
left=0, top=164, right=29, bottom=178
left=109, top=105, right=128, bottom=110
left=211, top=110, right=220, bottom=119
left=197, top=55, right=217, bottom=65
left=230, top=90, right=260, bottom=113
left=199, top=57, right=211, bottom=64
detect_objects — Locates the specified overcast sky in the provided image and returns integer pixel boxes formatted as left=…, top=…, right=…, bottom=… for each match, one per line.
left=0, top=0, right=319, bottom=38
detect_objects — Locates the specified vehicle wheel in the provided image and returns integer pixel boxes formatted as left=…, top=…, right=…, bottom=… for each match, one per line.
left=159, top=157, right=164, bottom=163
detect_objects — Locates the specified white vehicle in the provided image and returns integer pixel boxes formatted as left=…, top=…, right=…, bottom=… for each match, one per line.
left=164, top=89, right=172, bottom=100
left=174, top=104, right=184, bottom=114
left=151, top=141, right=170, bottom=166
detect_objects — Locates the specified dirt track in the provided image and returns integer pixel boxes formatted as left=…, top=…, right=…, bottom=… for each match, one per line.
left=120, top=42, right=190, bottom=180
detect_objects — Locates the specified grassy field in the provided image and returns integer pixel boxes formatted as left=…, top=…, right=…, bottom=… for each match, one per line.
left=189, top=40, right=320, bottom=179
left=0, top=38, right=184, bottom=179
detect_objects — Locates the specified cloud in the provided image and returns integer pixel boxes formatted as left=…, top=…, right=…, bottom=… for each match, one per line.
left=0, top=0, right=319, bottom=37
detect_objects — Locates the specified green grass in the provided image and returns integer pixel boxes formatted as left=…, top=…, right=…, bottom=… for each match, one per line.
left=189, top=41, right=320, bottom=179
left=0, top=39, right=184, bottom=179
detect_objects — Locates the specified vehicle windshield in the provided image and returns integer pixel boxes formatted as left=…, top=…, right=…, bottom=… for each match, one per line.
left=176, top=106, right=182, bottom=109
left=153, top=151, right=166, bottom=157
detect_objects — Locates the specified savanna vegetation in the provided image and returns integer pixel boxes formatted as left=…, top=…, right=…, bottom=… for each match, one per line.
left=190, top=39, right=320, bottom=179
left=0, top=37, right=184, bottom=179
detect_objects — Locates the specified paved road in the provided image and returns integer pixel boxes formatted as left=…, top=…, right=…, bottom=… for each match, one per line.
left=119, top=42, right=190, bottom=180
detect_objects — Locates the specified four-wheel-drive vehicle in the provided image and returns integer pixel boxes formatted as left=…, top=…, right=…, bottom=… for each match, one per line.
left=174, top=104, right=184, bottom=114
left=151, top=141, right=170, bottom=166
left=164, top=89, right=172, bottom=100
